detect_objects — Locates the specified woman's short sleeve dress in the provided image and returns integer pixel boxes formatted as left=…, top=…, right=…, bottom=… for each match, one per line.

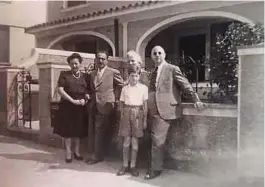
left=53, top=71, right=89, bottom=138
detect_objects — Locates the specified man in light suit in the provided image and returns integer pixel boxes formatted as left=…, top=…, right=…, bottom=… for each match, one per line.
left=145, top=46, right=204, bottom=179
left=86, top=51, right=123, bottom=165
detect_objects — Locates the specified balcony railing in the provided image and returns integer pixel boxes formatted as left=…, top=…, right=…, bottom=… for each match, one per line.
left=170, top=55, right=237, bottom=104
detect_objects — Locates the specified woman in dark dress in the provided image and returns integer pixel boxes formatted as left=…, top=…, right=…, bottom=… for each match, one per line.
left=54, top=53, right=90, bottom=163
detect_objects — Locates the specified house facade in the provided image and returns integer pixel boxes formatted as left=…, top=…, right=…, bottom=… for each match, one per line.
left=0, top=2, right=263, bottom=169
left=25, top=0, right=264, bottom=82
left=0, top=0, right=47, bottom=67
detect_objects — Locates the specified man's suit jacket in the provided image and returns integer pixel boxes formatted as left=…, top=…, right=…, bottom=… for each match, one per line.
left=88, top=66, right=123, bottom=115
left=149, top=62, right=200, bottom=120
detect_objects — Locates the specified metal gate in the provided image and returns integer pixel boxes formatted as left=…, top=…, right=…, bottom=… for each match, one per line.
left=16, top=69, right=32, bottom=129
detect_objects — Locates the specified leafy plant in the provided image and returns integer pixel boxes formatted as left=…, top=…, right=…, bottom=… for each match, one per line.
left=209, top=22, right=264, bottom=103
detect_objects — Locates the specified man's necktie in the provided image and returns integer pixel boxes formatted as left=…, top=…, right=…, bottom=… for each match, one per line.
left=149, top=66, right=158, bottom=92
left=95, top=70, right=102, bottom=85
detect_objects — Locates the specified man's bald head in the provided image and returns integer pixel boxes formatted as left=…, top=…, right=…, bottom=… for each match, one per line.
left=151, top=46, right=165, bottom=54
left=151, top=46, right=166, bottom=66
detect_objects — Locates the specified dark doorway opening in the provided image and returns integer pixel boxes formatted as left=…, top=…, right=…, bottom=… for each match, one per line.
left=75, top=41, right=97, bottom=54
left=60, top=35, right=113, bottom=56
left=179, top=34, right=206, bottom=82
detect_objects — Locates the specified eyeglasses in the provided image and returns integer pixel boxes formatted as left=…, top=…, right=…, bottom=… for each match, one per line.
left=153, top=52, right=162, bottom=55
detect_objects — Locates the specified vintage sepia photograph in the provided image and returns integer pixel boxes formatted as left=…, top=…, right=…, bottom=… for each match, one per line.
left=0, top=0, right=264, bottom=186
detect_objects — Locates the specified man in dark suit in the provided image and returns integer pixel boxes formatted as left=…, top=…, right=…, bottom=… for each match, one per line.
left=145, top=46, right=204, bottom=179
left=86, top=51, right=123, bottom=165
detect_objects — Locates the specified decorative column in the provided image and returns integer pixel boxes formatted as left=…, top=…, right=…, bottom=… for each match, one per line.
left=114, top=19, right=119, bottom=57
left=122, top=22, right=128, bottom=57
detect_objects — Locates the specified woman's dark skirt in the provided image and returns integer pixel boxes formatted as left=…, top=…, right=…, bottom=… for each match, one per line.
left=53, top=100, right=88, bottom=138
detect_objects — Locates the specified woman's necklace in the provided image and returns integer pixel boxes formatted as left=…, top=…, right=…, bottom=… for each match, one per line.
left=72, top=71, right=81, bottom=79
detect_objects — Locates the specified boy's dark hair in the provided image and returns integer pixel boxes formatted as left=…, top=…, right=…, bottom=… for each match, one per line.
left=128, top=64, right=141, bottom=75
left=67, top=53, right=83, bottom=64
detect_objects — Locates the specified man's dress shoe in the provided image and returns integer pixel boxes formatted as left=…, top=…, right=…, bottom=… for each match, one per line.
left=116, top=166, right=129, bottom=176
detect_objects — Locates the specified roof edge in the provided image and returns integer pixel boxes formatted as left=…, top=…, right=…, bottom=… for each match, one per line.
left=25, top=1, right=193, bottom=34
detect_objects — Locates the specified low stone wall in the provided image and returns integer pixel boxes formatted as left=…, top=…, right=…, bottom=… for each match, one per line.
left=164, top=103, right=237, bottom=172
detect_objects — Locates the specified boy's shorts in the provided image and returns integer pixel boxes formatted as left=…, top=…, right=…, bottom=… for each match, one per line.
left=118, top=105, right=144, bottom=138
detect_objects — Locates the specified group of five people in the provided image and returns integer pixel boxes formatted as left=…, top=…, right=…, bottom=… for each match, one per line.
left=54, top=45, right=204, bottom=180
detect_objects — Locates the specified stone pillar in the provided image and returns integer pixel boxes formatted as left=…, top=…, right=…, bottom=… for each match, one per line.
left=0, top=67, right=23, bottom=130
left=237, top=44, right=264, bottom=178
left=122, top=22, right=128, bottom=58
left=37, top=62, right=70, bottom=135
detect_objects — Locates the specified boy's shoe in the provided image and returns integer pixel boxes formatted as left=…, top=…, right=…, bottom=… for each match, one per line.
left=117, top=166, right=129, bottom=176
left=65, top=158, right=72, bottom=163
left=130, top=167, right=139, bottom=177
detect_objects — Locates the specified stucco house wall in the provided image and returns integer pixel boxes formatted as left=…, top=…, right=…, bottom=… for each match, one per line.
left=0, top=1, right=47, bottom=66
left=35, top=1, right=263, bottom=62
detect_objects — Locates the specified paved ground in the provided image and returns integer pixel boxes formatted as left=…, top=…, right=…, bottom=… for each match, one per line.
left=0, top=135, right=263, bottom=187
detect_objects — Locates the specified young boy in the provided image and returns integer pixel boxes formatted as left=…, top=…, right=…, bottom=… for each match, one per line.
left=117, top=64, right=148, bottom=177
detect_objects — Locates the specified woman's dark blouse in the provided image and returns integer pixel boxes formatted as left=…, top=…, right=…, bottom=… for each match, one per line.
left=58, top=71, right=89, bottom=100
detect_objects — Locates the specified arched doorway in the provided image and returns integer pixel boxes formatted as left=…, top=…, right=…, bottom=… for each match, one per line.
left=47, top=31, right=115, bottom=56
left=145, top=18, right=236, bottom=82
left=136, top=11, right=254, bottom=81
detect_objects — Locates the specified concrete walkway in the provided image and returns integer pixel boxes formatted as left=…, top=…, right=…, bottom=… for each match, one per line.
left=0, top=135, right=262, bottom=187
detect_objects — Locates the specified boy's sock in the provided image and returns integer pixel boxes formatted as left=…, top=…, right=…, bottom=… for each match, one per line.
left=123, top=146, right=130, bottom=167
left=130, top=149, right=138, bottom=168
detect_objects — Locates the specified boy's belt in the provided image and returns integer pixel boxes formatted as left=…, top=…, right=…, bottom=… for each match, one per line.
left=124, top=104, right=143, bottom=109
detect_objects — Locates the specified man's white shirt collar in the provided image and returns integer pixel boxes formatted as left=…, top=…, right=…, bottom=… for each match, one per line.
left=97, top=66, right=107, bottom=74
left=157, top=61, right=166, bottom=69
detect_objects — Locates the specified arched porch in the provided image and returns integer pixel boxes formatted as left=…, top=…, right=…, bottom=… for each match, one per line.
left=135, top=11, right=255, bottom=73
left=47, top=31, right=116, bottom=56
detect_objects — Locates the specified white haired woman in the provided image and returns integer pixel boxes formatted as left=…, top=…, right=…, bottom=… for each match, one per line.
left=126, top=50, right=150, bottom=87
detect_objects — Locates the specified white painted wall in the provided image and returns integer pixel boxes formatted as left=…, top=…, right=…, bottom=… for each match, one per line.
left=9, top=27, right=35, bottom=65
left=0, top=1, right=47, bottom=65
left=0, top=1, right=47, bottom=27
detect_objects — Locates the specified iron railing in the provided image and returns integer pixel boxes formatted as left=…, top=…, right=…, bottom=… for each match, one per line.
left=16, top=69, right=32, bottom=129
left=170, top=54, right=237, bottom=104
